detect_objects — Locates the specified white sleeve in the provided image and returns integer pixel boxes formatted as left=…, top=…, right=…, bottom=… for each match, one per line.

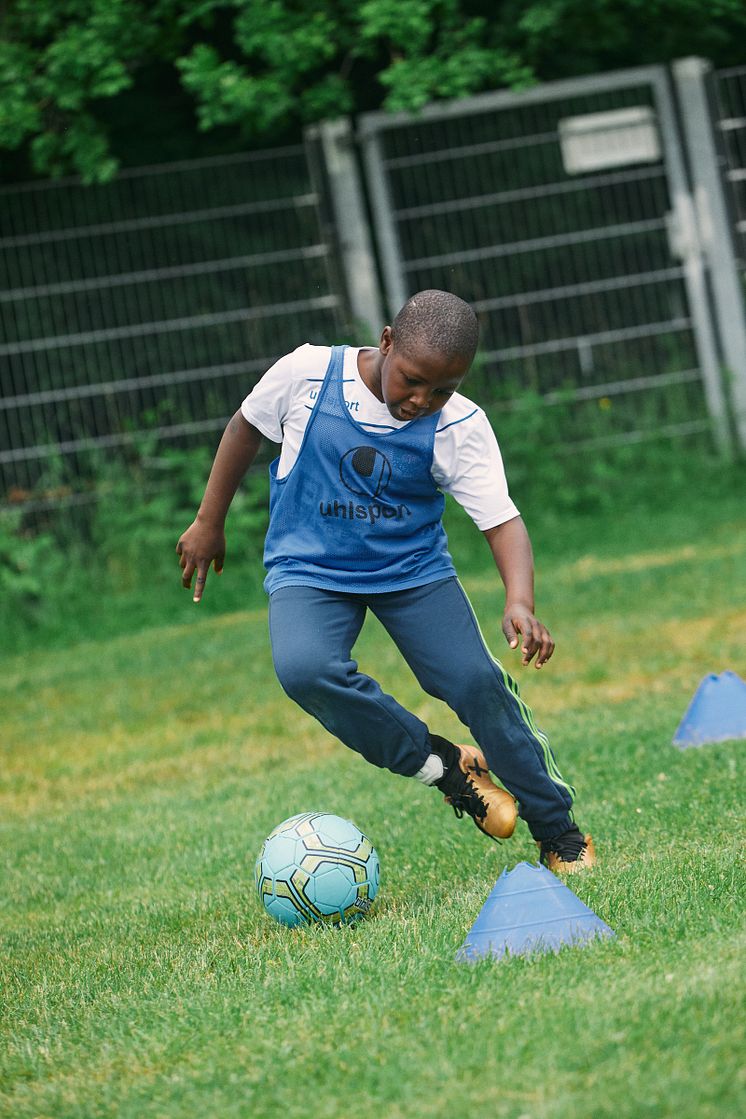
left=240, top=349, right=299, bottom=442
left=433, top=407, right=520, bottom=531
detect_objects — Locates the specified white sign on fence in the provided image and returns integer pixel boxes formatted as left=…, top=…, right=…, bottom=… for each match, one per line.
left=559, top=106, right=661, bottom=173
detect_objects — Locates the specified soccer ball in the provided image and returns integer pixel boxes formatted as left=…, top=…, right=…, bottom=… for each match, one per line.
left=255, top=812, right=380, bottom=927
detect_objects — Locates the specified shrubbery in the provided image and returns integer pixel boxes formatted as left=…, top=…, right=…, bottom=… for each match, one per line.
left=1, top=413, right=743, bottom=658
left=0, top=441, right=270, bottom=655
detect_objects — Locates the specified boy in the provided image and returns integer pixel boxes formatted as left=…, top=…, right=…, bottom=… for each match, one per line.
left=176, top=290, right=596, bottom=872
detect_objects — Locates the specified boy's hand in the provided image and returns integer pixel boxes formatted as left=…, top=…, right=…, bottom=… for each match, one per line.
left=176, top=520, right=226, bottom=603
left=502, top=603, right=555, bottom=669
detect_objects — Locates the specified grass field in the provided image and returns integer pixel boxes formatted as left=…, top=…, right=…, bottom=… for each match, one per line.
left=1, top=493, right=745, bottom=1119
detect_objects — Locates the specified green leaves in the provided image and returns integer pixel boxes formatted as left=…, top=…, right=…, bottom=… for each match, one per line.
left=3, top=1, right=746, bottom=182
left=43, top=25, right=132, bottom=111
left=0, top=0, right=536, bottom=180
left=233, top=2, right=340, bottom=73
left=30, top=113, right=120, bottom=183
left=176, top=46, right=280, bottom=133
left=358, top=0, right=440, bottom=53
left=178, top=3, right=350, bottom=135
left=376, top=18, right=533, bottom=113
left=0, top=41, right=42, bottom=147
left=0, top=0, right=168, bottom=181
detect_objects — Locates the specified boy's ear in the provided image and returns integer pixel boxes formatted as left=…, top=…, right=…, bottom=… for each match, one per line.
left=380, top=325, right=393, bottom=354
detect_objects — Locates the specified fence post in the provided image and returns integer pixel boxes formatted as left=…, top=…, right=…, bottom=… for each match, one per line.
left=674, top=56, right=746, bottom=451
left=357, top=121, right=408, bottom=318
left=651, top=65, right=734, bottom=456
left=309, top=119, right=383, bottom=340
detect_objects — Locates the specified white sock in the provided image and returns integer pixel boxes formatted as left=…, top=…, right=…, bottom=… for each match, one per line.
left=413, top=753, right=445, bottom=786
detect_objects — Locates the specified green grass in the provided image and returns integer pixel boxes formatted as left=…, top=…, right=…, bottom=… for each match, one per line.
left=2, top=497, right=745, bottom=1118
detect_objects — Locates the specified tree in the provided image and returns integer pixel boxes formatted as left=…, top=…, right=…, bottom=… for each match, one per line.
left=2, top=0, right=745, bottom=183
left=0, top=1, right=187, bottom=181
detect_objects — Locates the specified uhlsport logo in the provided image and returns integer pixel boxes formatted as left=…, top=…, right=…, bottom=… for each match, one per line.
left=319, top=445, right=411, bottom=524
left=339, top=446, right=391, bottom=498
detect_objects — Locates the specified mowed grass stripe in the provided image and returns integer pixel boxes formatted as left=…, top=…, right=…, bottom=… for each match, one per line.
left=2, top=600, right=744, bottom=817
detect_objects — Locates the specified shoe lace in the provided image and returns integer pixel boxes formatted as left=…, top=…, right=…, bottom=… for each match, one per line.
left=541, top=825, right=586, bottom=862
left=448, top=774, right=488, bottom=823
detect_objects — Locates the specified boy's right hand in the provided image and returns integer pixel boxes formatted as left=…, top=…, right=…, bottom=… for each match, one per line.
left=176, top=519, right=226, bottom=603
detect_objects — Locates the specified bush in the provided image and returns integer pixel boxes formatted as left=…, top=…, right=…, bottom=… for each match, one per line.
left=1, top=419, right=743, bottom=658
left=0, top=441, right=272, bottom=656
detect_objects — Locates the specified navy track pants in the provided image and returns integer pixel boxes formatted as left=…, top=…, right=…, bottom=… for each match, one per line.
left=268, top=577, right=575, bottom=840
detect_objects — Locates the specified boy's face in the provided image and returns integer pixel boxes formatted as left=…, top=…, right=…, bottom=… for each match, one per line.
left=377, top=326, right=470, bottom=422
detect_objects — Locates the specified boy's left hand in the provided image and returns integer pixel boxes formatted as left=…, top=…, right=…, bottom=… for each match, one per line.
left=502, top=604, right=555, bottom=668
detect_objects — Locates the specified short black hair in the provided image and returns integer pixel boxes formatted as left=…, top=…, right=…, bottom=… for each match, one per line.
left=391, top=289, right=479, bottom=363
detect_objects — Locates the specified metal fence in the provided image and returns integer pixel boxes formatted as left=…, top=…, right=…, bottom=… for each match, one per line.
left=0, top=146, right=350, bottom=504
left=2, top=58, right=746, bottom=510
left=358, top=65, right=737, bottom=453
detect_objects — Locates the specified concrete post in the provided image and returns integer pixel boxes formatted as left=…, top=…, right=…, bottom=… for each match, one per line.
left=674, top=57, right=746, bottom=450
left=310, top=120, right=384, bottom=340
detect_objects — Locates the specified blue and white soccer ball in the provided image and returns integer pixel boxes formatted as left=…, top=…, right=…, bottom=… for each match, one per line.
left=255, top=812, right=380, bottom=927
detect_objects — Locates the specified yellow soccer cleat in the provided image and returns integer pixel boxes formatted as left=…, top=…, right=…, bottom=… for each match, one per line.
left=537, top=825, right=597, bottom=873
left=438, top=742, right=518, bottom=841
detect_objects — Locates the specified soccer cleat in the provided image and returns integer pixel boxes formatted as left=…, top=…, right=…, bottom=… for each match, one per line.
left=537, top=824, right=596, bottom=873
left=436, top=742, right=517, bottom=840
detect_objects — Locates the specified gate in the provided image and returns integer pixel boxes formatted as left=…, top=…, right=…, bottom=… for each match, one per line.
left=358, top=66, right=732, bottom=451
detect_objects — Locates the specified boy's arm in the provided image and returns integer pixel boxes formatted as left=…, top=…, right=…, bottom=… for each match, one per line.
left=176, top=410, right=263, bottom=602
left=482, top=516, right=555, bottom=669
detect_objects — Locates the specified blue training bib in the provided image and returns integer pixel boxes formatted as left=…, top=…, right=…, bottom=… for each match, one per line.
left=263, top=345, right=457, bottom=594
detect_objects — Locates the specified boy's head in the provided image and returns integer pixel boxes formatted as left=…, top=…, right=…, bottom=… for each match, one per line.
left=391, top=289, right=479, bottom=366
left=375, top=290, right=479, bottom=422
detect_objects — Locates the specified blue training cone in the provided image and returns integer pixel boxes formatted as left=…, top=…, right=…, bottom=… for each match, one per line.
left=455, top=861, right=615, bottom=963
left=673, top=671, right=746, bottom=748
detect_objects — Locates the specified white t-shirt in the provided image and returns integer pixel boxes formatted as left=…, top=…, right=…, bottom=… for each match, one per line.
left=241, top=344, right=520, bottom=531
